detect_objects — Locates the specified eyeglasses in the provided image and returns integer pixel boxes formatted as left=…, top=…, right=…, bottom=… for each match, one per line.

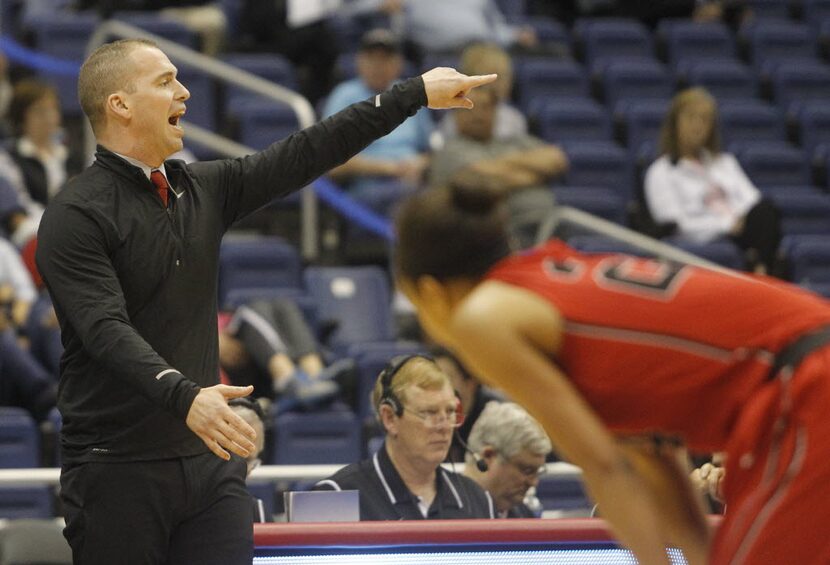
left=402, top=405, right=463, bottom=428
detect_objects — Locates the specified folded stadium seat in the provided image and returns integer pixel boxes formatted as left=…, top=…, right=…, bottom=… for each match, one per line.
left=804, top=0, right=830, bottom=29
left=718, top=100, right=787, bottom=147
left=621, top=98, right=671, bottom=162
left=173, top=68, right=218, bottom=131
left=784, top=235, right=830, bottom=284
left=668, top=239, right=746, bottom=270
left=509, top=16, right=570, bottom=48
left=576, top=18, right=655, bottom=67
left=220, top=52, right=298, bottom=109
left=552, top=186, right=626, bottom=225
left=771, top=61, right=830, bottom=116
left=303, top=266, right=396, bottom=353
left=743, top=20, right=819, bottom=74
left=516, top=60, right=590, bottom=115
left=27, top=11, right=100, bottom=117
left=797, top=101, right=830, bottom=165
left=561, top=141, right=634, bottom=201
left=531, top=97, right=612, bottom=145
left=0, top=518, right=72, bottom=564
left=235, top=99, right=300, bottom=151
left=346, top=342, right=429, bottom=421
left=600, top=59, right=674, bottom=114
left=217, top=237, right=302, bottom=308
left=681, top=59, right=760, bottom=101
left=746, top=0, right=794, bottom=19
left=760, top=186, right=830, bottom=235
left=660, top=21, right=739, bottom=69
left=735, top=143, right=812, bottom=187
left=271, top=403, right=361, bottom=464
left=534, top=475, right=592, bottom=514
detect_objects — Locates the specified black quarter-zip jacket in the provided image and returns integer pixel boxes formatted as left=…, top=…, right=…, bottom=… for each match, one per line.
left=36, top=78, right=427, bottom=463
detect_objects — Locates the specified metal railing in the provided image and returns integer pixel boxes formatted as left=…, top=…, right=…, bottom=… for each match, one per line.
left=84, top=20, right=321, bottom=260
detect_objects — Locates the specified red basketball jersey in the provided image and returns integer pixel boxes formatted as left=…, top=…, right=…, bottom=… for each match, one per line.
left=486, top=240, right=830, bottom=451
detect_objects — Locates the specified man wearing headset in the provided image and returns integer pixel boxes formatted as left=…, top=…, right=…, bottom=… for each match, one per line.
left=313, top=355, right=495, bottom=520
left=463, top=402, right=552, bottom=518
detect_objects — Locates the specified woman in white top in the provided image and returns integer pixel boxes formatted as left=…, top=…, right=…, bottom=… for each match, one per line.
left=644, top=88, right=781, bottom=274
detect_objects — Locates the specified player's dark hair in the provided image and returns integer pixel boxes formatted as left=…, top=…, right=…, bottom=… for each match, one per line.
left=394, top=182, right=512, bottom=282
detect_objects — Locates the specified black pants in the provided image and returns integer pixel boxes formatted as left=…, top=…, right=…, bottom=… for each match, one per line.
left=60, top=452, right=253, bottom=565
left=732, top=197, right=782, bottom=272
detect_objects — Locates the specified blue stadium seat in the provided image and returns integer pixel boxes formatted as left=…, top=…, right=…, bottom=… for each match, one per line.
left=553, top=187, right=626, bottom=225
left=601, top=59, right=673, bottom=112
left=27, top=11, right=100, bottom=117
left=510, top=16, right=570, bottom=47
left=784, top=235, right=830, bottom=284
left=561, top=142, right=634, bottom=200
left=271, top=404, right=361, bottom=464
left=762, top=187, right=830, bottom=235
left=719, top=101, right=787, bottom=147
left=112, top=11, right=200, bottom=49
left=0, top=487, right=54, bottom=519
left=620, top=98, right=670, bottom=159
left=516, top=60, right=590, bottom=114
left=744, top=20, right=818, bottom=71
left=221, top=52, right=298, bottom=110
left=236, top=100, right=300, bottom=150
left=735, top=144, right=811, bottom=187
left=303, top=266, right=396, bottom=350
left=176, top=68, right=218, bottom=131
left=566, top=234, right=649, bottom=256
left=0, top=407, right=39, bottom=468
left=535, top=476, right=592, bottom=512
left=577, top=19, right=655, bottom=66
left=797, top=102, right=830, bottom=164
left=218, top=237, right=302, bottom=308
left=681, top=59, right=759, bottom=101
left=660, top=21, right=738, bottom=67
left=669, top=240, right=746, bottom=270
left=771, top=61, right=830, bottom=115
left=346, top=341, right=427, bottom=420
left=746, top=0, right=792, bottom=19
left=804, top=0, right=830, bottom=28
left=532, top=97, right=612, bottom=145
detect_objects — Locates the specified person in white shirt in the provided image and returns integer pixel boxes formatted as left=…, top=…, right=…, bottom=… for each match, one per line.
left=644, top=87, right=782, bottom=274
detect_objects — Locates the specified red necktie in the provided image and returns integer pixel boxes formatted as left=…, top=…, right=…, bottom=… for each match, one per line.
left=150, top=169, right=169, bottom=208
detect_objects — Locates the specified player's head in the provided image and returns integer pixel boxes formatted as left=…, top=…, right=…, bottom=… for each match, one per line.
left=393, top=182, right=511, bottom=340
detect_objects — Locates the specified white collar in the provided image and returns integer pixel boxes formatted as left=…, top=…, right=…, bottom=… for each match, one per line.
left=113, top=152, right=169, bottom=184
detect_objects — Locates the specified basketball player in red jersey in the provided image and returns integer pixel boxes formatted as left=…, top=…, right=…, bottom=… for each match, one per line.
left=394, top=183, right=830, bottom=565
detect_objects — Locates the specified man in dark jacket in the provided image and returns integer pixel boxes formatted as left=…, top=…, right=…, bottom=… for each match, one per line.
left=36, top=37, right=494, bottom=565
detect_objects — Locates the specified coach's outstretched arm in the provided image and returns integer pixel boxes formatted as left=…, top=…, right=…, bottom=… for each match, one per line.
left=421, top=68, right=497, bottom=109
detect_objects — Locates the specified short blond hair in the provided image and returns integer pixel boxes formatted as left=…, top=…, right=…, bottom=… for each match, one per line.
left=78, top=38, right=158, bottom=133
left=372, top=356, right=450, bottom=416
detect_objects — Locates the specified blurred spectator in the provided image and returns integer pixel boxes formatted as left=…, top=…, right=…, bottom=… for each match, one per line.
left=218, top=298, right=347, bottom=411
left=644, top=88, right=782, bottom=274
left=313, top=355, right=495, bottom=520
left=0, top=237, right=36, bottom=328
left=464, top=402, right=551, bottom=518
left=429, top=346, right=504, bottom=463
left=560, top=0, right=749, bottom=29
left=439, top=43, right=526, bottom=142
left=324, top=29, right=432, bottom=203
left=79, top=1, right=227, bottom=55
left=429, top=85, right=567, bottom=248
left=0, top=175, right=41, bottom=250
left=238, top=0, right=340, bottom=104
left=6, top=80, right=76, bottom=207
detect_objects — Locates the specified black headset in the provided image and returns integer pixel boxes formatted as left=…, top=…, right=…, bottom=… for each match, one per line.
left=377, top=354, right=435, bottom=417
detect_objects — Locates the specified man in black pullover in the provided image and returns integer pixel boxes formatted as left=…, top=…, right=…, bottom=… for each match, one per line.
left=36, top=38, right=494, bottom=565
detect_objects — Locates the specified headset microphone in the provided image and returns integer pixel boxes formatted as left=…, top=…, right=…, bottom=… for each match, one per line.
left=454, top=431, right=489, bottom=473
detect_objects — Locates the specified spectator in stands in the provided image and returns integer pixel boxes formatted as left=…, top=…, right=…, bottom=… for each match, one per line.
left=218, top=298, right=347, bottom=410
left=438, top=43, right=526, bottom=142
left=313, top=355, right=495, bottom=520
left=324, top=29, right=433, bottom=205
left=6, top=80, right=75, bottom=207
left=644, top=87, right=782, bottom=274
left=429, top=345, right=503, bottom=463
left=429, top=85, right=568, bottom=248
left=463, top=402, right=551, bottom=518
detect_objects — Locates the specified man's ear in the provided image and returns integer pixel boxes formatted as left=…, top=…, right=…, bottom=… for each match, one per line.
left=106, top=92, right=131, bottom=121
left=378, top=403, right=399, bottom=436
left=481, top=446, right=498, bottom=463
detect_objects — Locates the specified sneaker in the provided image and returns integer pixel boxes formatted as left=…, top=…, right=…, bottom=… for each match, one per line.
left=316, top=358, right=356, bottom=381
left=280, top=370, right=340, bottom=408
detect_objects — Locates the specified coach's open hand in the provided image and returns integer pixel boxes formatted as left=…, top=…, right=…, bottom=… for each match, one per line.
left=421, top=68, right=497, bottom=110
left=186, top=384, right=258, bottom=461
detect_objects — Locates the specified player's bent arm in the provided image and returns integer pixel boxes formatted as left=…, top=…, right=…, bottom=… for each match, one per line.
left=617, top=439, right=711, bottom=565
left=449, top=282, right=672, bottom=565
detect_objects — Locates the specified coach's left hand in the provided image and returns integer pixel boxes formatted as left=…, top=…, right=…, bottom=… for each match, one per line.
left=421, top=67, right=497, bottom=109
left=186, top=384, right=258, bottom=461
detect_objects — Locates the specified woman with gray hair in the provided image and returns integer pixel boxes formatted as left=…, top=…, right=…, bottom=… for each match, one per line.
left=464, top=401, right=551, bottom=517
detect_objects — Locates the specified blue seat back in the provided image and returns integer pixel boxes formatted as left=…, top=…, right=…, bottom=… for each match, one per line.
left=218, top=237, right=302, bottom=307
left=272, top=405, right=361, bottom=464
